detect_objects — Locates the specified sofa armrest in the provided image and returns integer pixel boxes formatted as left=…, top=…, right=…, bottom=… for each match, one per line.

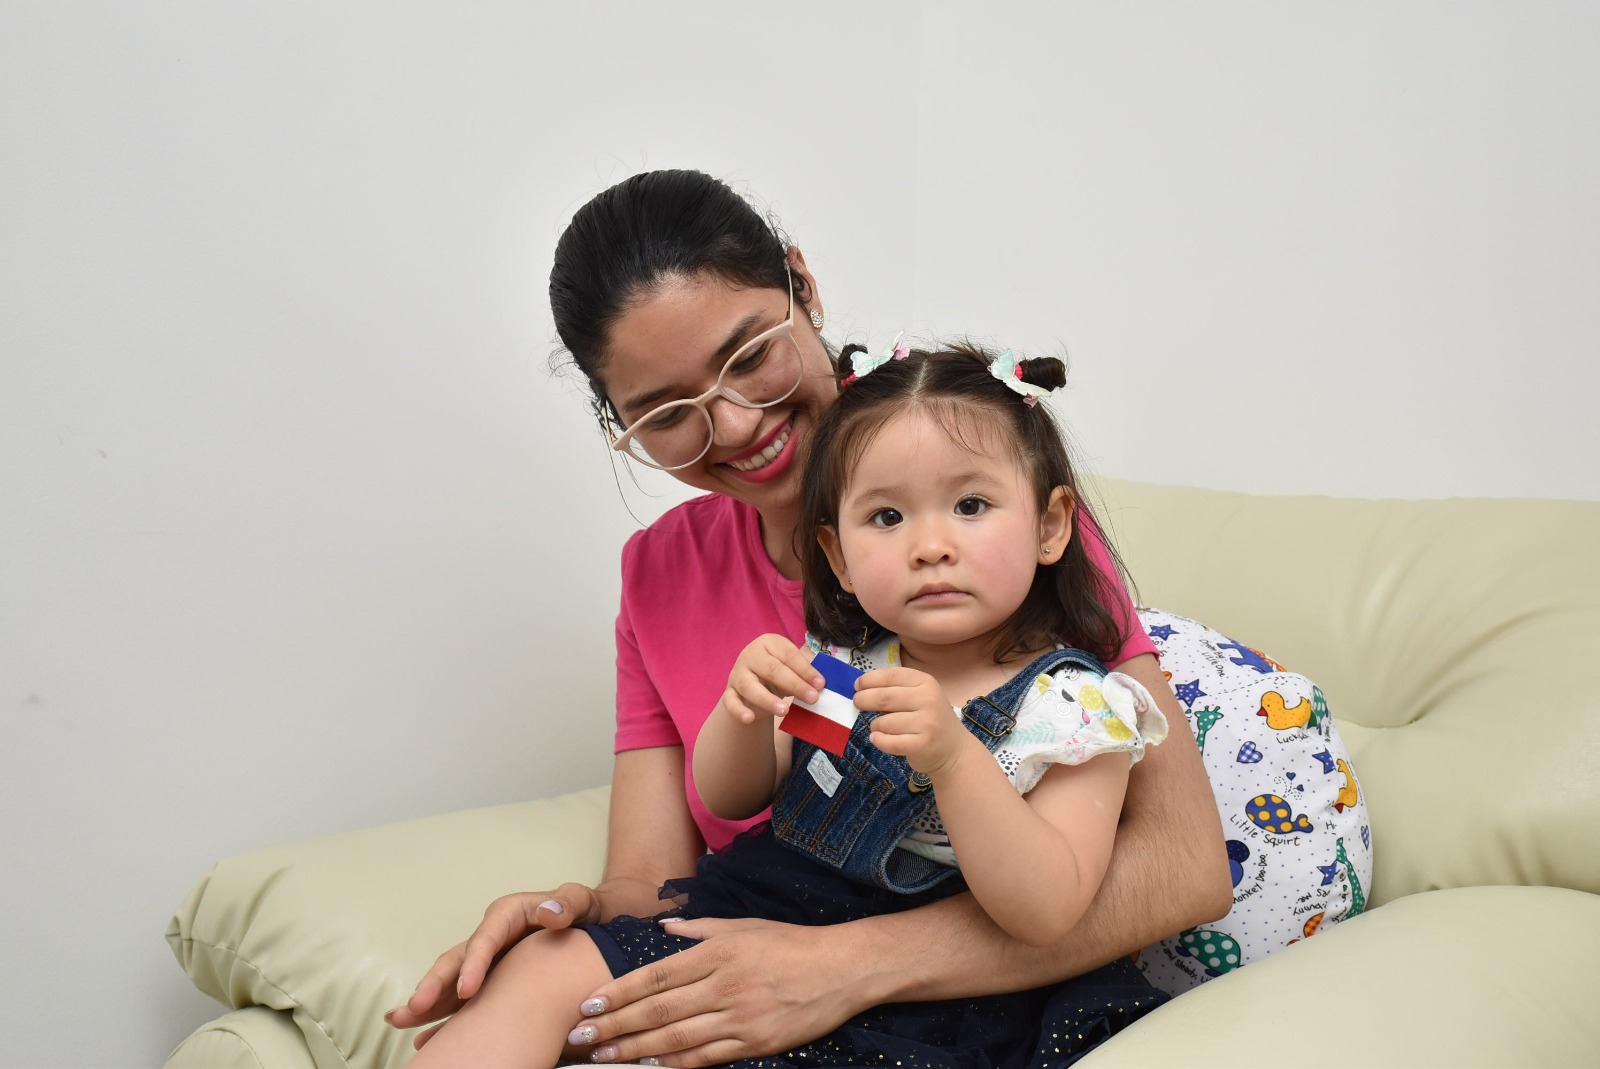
left=166, top=786, right=611, bottom=1069
left=166, top=1007, right=316, bottom=1069
left=1083, top=885, right=1600, bottom=1067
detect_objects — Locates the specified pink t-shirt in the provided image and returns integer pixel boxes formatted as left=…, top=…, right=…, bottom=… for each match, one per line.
left=614, top=494, right=1156, bottom=853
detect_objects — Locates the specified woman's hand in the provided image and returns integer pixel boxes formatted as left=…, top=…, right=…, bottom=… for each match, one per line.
left=854, top=667, right=971, bottom=776
left=571, top=916, right=865, bottom=1068
left=384, top=883, right=601, bottom=1036
left=720, top=634, right=823, bottom=724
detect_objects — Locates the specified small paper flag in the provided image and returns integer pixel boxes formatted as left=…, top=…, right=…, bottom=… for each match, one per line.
left=780, top=652, right=862, bottom=756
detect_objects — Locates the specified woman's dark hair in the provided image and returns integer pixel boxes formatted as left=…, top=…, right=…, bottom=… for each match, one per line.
left=800, top=343, right=1130, bottom=665
left=549, top=169, right=800, bottom=421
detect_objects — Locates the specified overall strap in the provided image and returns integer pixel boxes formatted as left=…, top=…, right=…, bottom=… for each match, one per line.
left=962, top=646, right=1109, bottom=742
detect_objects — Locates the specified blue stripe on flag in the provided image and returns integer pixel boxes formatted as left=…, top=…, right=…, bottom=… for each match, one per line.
left=811, top=651, right=862, bottom=696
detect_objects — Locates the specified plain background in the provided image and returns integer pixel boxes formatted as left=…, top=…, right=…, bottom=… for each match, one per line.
left=2, top=2, right=1596, bottom=1066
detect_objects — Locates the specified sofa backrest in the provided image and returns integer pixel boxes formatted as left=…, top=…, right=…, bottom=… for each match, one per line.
left=1092, top=478, right=1600, bottom=907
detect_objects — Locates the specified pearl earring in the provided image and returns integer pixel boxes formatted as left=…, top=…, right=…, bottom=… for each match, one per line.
left=809, top=308, right=825, bottom=330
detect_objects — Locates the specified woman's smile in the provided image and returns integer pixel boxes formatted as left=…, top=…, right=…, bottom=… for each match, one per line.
left=722, top=413, right=798, bottom=479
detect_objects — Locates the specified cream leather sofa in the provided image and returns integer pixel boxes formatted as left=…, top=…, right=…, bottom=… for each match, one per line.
left=165, top=480, right=1600, bottom=1068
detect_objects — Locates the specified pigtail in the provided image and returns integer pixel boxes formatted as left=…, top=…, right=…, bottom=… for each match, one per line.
left=1016, top=356, right=1067, bottom=392
left=835, top=343, right=869, bottom=387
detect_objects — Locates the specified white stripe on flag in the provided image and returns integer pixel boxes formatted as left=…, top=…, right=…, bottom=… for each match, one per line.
left=792, top=687, right=856, bottom=729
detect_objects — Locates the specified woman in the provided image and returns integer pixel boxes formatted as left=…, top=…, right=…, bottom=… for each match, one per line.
left=387, top=169, right=1235, bottom=1066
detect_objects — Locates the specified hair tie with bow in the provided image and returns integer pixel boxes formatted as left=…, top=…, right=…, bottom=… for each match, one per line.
left=840, top=331, right=911, bottom=387
left=988, top=349, right=1053, bottom=407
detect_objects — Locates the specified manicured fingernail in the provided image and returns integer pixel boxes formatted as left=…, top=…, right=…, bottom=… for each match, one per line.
left=539, top=898, right=564, bottom=915
left=569, top=1024, right=598, bottom=1045
left=657, top=916, right=687, bottom=925
left=590, top=1045, right=619, bottom=1063
left=641, top=1059, right=664, bottom=1066
left=581, top=996, right=608, bottom=1016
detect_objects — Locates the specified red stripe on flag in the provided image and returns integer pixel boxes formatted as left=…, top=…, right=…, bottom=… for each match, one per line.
left=780, top=706, right=852, bottom=756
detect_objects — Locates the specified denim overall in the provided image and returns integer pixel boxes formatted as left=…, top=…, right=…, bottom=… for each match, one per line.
left=771, top=646, right=1109, bottom=895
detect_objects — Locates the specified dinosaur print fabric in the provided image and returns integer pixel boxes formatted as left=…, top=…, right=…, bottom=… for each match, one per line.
left=1134, top=608, right=1372, bottom=994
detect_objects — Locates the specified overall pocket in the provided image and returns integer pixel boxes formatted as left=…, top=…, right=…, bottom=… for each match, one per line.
left=771, top=738, right=901, bottom=869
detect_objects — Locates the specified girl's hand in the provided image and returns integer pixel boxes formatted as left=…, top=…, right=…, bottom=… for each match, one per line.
left=854, top=667, right=976, bottom=776
left=720, top=634, right=824, bottom=725
left=384, top=884, right=601, bottom=1037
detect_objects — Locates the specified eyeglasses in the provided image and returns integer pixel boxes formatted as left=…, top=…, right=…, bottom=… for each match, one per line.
left=606, top=269, right=805, bottom=471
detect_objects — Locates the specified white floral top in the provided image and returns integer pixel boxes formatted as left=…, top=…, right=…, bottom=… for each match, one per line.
left=811, top=633, right=1168, bottom=869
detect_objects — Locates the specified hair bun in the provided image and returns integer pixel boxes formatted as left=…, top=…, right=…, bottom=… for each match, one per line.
left=1016, top=356, right=1067, bottom=392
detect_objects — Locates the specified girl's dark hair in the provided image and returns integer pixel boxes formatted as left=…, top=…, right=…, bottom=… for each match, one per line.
left=800, top=343, right=1130, bottom=665
left=548, top=169, right=801, bottom=421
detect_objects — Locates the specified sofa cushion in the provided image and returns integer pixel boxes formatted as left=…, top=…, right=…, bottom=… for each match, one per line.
left=1084, top=885, right=1600, bottom=1068
left=1094, top=479, right=1600, bottom=905
left=167, top=788, right=611, bottom=1069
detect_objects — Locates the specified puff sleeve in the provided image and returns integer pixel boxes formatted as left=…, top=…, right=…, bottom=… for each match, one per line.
left=1002, top=669, right=1170, bottom=795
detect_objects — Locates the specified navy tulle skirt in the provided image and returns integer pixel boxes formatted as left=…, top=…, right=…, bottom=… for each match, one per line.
left=585, top=825, right=1166, bottom=1069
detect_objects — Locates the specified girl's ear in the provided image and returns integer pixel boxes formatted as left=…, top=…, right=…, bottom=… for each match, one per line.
left=1038, top=486, right=1075, bottom=565
left=817, top=525, right=854, bottom=592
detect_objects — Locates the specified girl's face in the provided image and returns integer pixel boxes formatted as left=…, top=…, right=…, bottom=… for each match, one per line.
left=818, top=409, right=1071, bottom=660
left=596, top=250, right=838, bottom=520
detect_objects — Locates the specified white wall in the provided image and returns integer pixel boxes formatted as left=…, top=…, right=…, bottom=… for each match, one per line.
left=911, top=3, right=1600, bottom=500
left=0, top=3, right=1593, bottom=1067
left=0, top=4, right=918, bottom=1066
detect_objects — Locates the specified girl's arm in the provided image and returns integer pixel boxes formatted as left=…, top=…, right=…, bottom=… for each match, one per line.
left=692, top=699, right=784, bottom=820
left=858, top=665, right=1132, bottom=947
left=693, top=633, right=819, bottom=820
left=931, top=749, right=1130, bottom=947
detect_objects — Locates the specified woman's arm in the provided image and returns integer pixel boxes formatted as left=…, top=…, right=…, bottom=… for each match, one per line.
left=577, top=661, right=1231, bottom=1067
left=595, top=746, right=709, bottom=919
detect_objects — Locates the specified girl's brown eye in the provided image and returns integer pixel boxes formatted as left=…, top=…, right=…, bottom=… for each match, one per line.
left=956, top=497, right=988, bottom=517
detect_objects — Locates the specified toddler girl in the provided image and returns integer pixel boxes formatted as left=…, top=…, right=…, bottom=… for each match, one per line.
left=409, top=342, right=1170, bottom=1068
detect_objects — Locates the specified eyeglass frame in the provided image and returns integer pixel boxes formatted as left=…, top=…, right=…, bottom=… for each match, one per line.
left=602, top=267, right=804, bottom=471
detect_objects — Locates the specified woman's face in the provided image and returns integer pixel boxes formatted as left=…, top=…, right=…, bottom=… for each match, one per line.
left=596, top=249, right=838, bottom=520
